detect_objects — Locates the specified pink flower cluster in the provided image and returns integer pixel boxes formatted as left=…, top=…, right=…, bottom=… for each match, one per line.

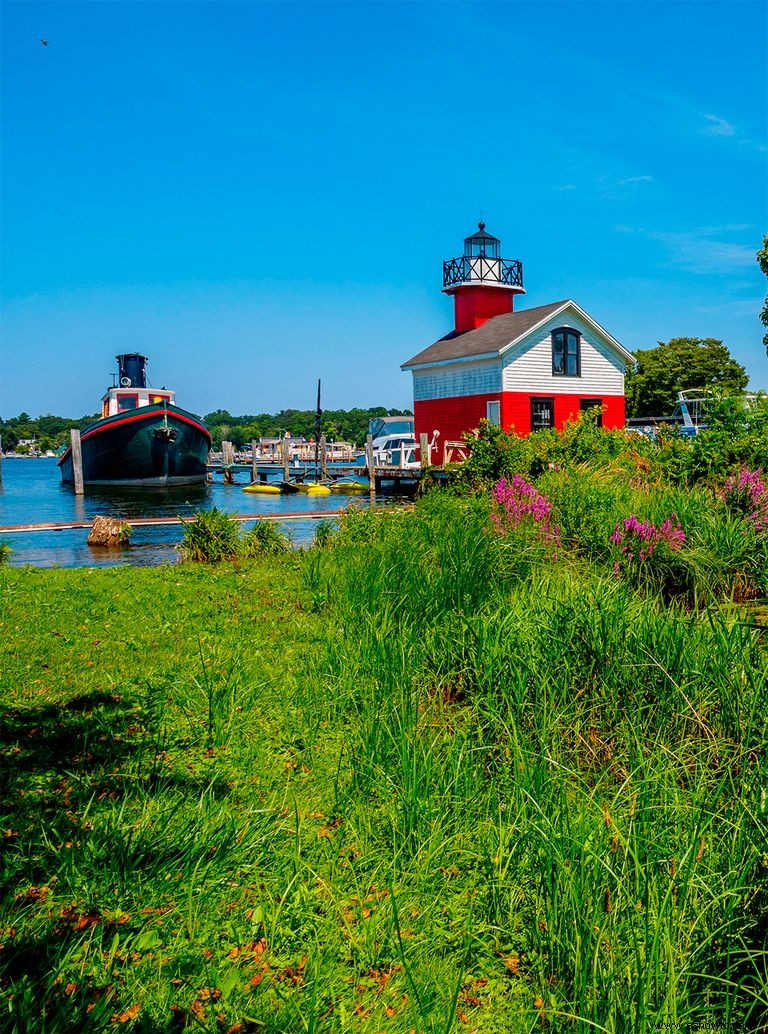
left=610, top=513, right=686, bottom=575
left=724, top=467, right=768, bottom=533
left=491, top=475, right=560, bottom=545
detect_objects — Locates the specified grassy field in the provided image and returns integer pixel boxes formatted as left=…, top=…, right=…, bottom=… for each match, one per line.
left=2, top=423, right=768, bottom=1032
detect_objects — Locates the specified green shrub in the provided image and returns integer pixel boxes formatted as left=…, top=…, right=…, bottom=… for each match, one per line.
left=0, top=540, right=11, bottom=564
left=240, top=519, right=290, bottom=557
left=178, top=507, right=241, bottom=563
left=313, top=518, right=336, bottom=548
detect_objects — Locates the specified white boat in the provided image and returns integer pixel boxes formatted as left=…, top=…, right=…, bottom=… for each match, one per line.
left=371, top=433, right=421, bottom=469
left=370, top=430, right=440, bottom=469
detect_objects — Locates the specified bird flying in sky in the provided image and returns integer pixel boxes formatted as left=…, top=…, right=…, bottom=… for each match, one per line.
left=40, top=38, right=48, bottom=46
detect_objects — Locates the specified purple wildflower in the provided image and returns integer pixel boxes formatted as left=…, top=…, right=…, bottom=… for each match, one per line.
left=723, top=467, right=768, bottom=533
left=610, top=512, right=685, bottom=581
left=492, top=475, right=560, bottom=547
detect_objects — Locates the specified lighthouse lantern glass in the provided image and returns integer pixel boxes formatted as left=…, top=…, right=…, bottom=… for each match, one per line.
left=465, top=233, right=499, bottom=260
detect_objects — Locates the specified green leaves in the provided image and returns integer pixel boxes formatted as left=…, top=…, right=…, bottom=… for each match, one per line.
left=626, top=338, right=749, bottom=418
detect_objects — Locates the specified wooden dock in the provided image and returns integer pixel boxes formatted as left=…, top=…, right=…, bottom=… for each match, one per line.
left=207, top=461, right=424, bottom=490
left=209, top=433, right=447, bottom=492
left=0, top=511, right=350, bottom=535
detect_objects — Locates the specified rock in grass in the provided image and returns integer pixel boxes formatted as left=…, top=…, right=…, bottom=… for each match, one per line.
left=87, top=516, right=130, bottom=548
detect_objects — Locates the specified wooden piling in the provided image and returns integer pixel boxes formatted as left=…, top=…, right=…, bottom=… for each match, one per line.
left=366, top=434, right=375, bottom=498
left=221, top=441, right=234, bottom=482
left=251, top=440, right=258, bottom=484
left=70, top=429, right=84, bottom=495
left=420, top=432, right=429, bottom=470
left=320, top=436, right=328, bottom=481
left=282, top=438, right=291, bottom=480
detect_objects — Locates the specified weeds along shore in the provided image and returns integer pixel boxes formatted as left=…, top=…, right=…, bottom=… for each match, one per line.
left=1, top=411, right=767, bottom=1033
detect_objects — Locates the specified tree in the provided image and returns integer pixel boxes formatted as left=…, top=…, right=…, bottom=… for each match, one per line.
left=625, top=337, right=748, bottom=418
left=758, top=235, right=768, bottom=356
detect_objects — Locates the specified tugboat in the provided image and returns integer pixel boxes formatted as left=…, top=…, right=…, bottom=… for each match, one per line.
left=57, top=354, right=211, bottom=486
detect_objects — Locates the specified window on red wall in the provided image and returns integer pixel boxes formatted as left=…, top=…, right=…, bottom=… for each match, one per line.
left=530, top=398, right=554, bottom=430
left=552, top=328, right=581, bottom=376
left=579, top=399, right=603, bottom=427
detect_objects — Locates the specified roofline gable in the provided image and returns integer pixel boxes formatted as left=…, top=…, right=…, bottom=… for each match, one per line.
left=497, top=299, right=636, bottom=365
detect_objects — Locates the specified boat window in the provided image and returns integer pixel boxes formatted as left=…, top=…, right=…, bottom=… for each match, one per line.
left=117, top=394, right=139, bottom=412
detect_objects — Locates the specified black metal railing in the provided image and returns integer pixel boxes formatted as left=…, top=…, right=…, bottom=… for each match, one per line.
left=442, top=255, right=523, bottom=289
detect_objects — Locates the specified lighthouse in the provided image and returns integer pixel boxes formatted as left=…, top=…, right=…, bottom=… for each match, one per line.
left=402, top=223, right=635, bottom=461
left=442, top=222, right=525, bottom=332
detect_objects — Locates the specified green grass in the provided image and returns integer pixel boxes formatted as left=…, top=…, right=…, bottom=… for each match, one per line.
left=1, top=481, right=767, bottom=1033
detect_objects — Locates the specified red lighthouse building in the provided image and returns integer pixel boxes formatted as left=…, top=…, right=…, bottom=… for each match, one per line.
left=402, top=224, right=635, bottom=464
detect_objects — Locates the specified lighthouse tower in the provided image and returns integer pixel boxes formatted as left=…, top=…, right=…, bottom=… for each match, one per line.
left=402, top=222, right=635, bottom=461
left=442, top=222, right=524, bottom=332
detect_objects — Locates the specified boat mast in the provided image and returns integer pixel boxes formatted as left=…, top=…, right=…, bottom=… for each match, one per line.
left=314, top=379, right=322, bottom=479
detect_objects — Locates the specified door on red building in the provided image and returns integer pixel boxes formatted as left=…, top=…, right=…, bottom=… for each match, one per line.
left=530, top=397, right=554, bottom=431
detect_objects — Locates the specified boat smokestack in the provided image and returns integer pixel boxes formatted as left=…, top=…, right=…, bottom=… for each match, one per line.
left=116, top=353, right=149, bottom=389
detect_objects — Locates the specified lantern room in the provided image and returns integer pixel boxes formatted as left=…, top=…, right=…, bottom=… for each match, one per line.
left=442, top=222, right=525, bottom=333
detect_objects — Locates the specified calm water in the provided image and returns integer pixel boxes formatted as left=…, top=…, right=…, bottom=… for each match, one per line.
left=0, top=458, right=391, bottom=568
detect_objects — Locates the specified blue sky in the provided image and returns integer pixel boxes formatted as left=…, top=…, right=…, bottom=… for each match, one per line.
left=2, top=0, right=766, bottom=419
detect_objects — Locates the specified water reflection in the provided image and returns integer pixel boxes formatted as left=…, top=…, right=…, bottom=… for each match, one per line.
left=0, top=458, right=405, bottom=568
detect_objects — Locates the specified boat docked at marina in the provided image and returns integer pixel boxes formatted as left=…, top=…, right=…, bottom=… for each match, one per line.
left=370, top=432, right=421, bottom=470
left=57, top=354, right=211, bottom=487
left=329, top=476, right=369, bottom=494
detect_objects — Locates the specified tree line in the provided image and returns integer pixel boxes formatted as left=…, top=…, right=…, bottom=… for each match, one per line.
left=0, top=333, right=758, bottom=453
left=200, top=406, right=413, bottom=450
left=0, top=406, right=414, bottom=453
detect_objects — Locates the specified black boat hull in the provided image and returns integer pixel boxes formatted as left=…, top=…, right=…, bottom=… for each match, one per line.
left=58, top=405, right=211, bottom=487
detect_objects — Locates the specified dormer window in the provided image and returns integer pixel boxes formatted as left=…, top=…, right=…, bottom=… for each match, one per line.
left=552, top=328, right=581, bottom=377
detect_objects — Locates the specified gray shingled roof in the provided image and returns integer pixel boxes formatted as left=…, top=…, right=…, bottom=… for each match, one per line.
left=402, top=300, right=570, bottom=368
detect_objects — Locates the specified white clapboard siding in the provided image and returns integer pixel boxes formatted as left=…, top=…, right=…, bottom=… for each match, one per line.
left=502, top=313, right=626, bottom=395
left=413, top=359, right=502, bottom=402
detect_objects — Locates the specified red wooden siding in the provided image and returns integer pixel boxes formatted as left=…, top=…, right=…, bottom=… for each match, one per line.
left=415, top=392, right=625, bottom=463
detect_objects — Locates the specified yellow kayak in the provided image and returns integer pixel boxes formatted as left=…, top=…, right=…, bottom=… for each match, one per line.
left=243, top=482, right=281, bottom=494
left=330, top=478, right=369, bottom=493
left=305, top=484, right=332, bottom=496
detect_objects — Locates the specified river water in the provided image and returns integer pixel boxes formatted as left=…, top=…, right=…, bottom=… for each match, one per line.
left=0, top=458, right=392, bottom=568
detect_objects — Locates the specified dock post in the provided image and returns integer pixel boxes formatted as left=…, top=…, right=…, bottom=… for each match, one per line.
left=320, top=436, right=328, bottom=481
left=251, top=440, right=258, bottom=484
left=366, top=434, right=375, bottom=499
left=221, top=440, right=234, bottom=483
left=70, top=429, right=84, bottom=495
left=420, top=433, right=429, bottom=470
left=0, top=434, right=3, bottom=485
left=282, top=438, right=291, bottom=481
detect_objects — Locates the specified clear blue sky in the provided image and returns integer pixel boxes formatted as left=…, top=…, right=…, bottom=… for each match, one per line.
left=2, top=0, right=766, bottom=419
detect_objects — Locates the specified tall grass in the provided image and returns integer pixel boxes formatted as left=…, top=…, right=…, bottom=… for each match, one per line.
left=305, top=482, right=768, bottom=1031
left=2, top=449, right=767, bottom=1032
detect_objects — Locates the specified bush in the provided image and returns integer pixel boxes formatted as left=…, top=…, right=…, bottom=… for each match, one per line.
left=178, top=508, right=242, bottom=563
left=240, top=519, right=290, bottom=557
left=0, top=540, right=11, bottom=565
left=313, top=519, right=336, bottom=548
left=609, top=512, right=691, bottom=599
